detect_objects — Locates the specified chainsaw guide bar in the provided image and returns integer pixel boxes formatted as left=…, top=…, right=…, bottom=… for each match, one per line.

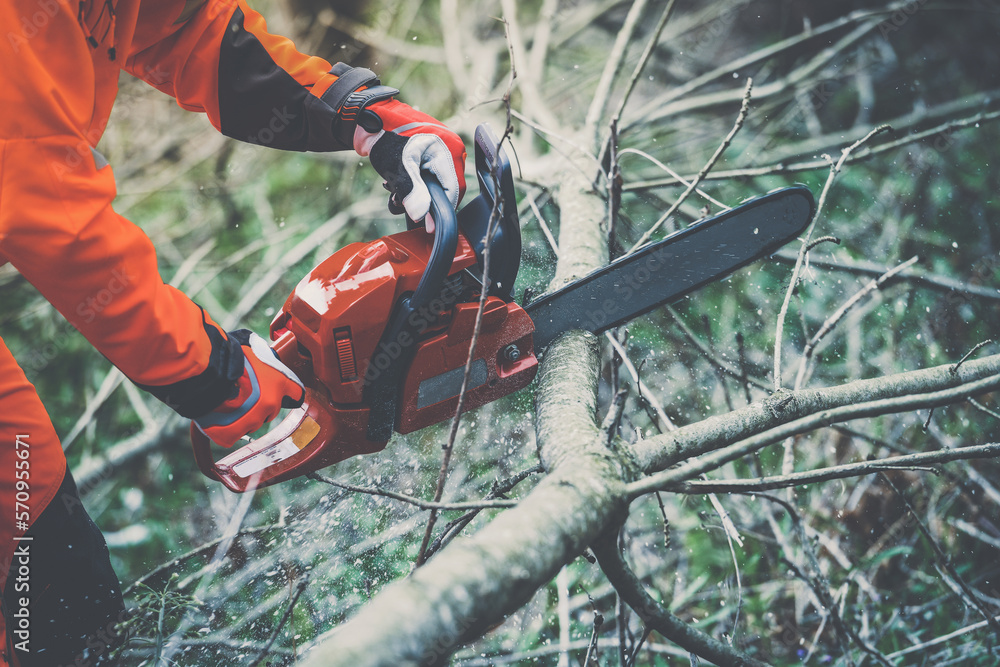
left=526, top=186, right=816, bottom=351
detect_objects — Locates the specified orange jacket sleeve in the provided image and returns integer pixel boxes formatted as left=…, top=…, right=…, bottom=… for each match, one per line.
left=0, top=0, right=243, bottom=416
left=124, top=0, right=373, bottom=152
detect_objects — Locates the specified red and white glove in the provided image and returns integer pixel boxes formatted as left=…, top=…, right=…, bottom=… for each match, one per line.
left=354, top=98, right=467, bottom=233
left=319, top=63, right=466, bottom=233
left=192, top=330, right=304, bottom=447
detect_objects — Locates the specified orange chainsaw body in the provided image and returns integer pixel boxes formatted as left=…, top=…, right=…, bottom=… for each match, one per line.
left=191, top=125, right=537, bottom=492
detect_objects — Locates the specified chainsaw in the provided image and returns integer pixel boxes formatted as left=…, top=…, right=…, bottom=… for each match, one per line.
left=191, top=123, right=815, bottom=492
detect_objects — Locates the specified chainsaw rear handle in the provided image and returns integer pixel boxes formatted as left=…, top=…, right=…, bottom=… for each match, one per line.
left=455, top=124, right=521, bottom=301
left=471, top=124, right=520, bottom=301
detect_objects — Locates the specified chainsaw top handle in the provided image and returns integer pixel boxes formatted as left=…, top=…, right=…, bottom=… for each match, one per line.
left=408, top=171, right=460, bottom=314
left=362, top=169, right=459, bottom=441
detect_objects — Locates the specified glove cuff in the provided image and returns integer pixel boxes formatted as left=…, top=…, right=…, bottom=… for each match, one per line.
left=321, top=63, right=399, bottom=148
left=137, top=310, right=245, bottom=418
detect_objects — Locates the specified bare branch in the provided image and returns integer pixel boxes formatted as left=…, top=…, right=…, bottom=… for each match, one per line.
left=770, top=251, right=1000, bottom=304
left=780, top=559, right=888, bottom=666
left=499, top=0, right=560, bottom=131
left=629, top=19, right=882, bottom=129
left=422, top=465, right=544, bottom=561
left=953, top=339, right=995, bottom=373
left=658, top=443, right=1000, bottom=494
left=628, top=352, right=1000, bottom=480
left=510, top=109, right=604, bottom=177
left=604, top=332, right=676, bottom=432
left=969, top=398, right=1000, bottom=421
left=439, top=0, right=469, bottom=91
left=885, top=613, right=1000, bottom=661
left=626, top=104, right=1000, bottom=188
left=773, top=124, right=891, bottom=390
left=584, top=0, right=651, bottom=144
left=879, top=473, right=1000, bottom=639
left=666, top=305, right=771, bottom=392
left=124, top=522, right=287, bottom=596
left=525, top=192, right=560, bottom=257
left=617, top=148, right=729, bottom=210
left=247, top=576, right=309, bottom=667
left=627, top=78, right=753, bottom=255
left=805, top=235, right=840, bottom=252
left=599, top=0, right=678, bottom=161
left=306, top=472, right=517, bottom=512
left=624, top=3, right=916, bottom=129
left=793, top=255, right=919, bottom=390
left=600, top=384, right=630, bottom=443
left=76, top=418, right=185, bottom=493
left=528, top=0, right=560, bottom=79
left=591, top=535, right=768, bottom=667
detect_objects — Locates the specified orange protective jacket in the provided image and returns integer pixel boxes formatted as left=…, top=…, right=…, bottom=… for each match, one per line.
left=1, top=0, right=354, bottom=393
left=0, top=0, right=360, bottom=660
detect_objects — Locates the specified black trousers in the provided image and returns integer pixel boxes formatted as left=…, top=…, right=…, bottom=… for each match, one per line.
left=3, top=468, right=125, bottom=666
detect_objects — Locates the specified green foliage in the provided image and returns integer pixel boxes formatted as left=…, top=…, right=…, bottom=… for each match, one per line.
left=4, top=0, right=1000, bottom=664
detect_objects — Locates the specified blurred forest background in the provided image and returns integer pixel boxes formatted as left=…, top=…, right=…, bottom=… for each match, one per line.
left=2, top=0, right=1000, bottom=664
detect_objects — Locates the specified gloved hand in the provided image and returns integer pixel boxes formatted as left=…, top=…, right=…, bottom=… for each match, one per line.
left=192, top=330, right=304, bottom=447
left=354, top=98, right=467, bottom=233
